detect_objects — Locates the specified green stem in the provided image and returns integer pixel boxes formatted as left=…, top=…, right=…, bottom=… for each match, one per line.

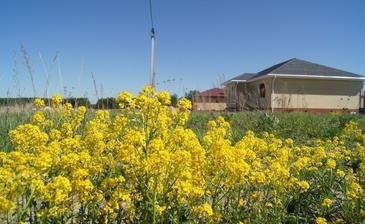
left=19, top=186, right=35, bottom=221
left=153, top=189, right=157, bottom=224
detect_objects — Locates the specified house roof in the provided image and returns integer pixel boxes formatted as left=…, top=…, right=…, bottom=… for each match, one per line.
left=195, top=88, right=226, bottom=97
left=225, top=58, right=365, bottom=85
left=223, top=73, right=256, bottom=84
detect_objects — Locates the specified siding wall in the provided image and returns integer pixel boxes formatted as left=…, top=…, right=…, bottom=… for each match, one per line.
left=193, top=102, right=226, bottom=111
left=226, top=83, right=250, bottom=110
left=248, top=79, right=271, bottom=109
left=227, top=78, right=363, bottom=113
left=271, top=79, right=362, bottom=112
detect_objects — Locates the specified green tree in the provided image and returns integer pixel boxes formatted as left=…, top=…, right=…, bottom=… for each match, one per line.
left=95, top=97, right=117, bottom=109
left=184, top=90, right=199, bottom=102
left=170, top=94, right=178, bottom=107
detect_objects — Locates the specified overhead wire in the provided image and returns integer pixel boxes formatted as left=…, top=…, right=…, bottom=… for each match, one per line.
left=149, top=0, right=154, bottom=30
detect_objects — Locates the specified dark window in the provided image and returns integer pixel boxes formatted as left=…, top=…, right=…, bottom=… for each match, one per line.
left=259, top=84, right=265, bottom=98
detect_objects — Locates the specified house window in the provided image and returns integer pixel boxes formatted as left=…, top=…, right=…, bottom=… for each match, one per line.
left=259, top=83, right=265, bottom=98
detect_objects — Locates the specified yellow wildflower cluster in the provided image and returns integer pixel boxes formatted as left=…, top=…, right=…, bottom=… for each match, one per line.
left=321, top=198, right=333, bottom=208
left=316, top=217, right=327, bottom=224
left=1, top=85, right=365, bottom=223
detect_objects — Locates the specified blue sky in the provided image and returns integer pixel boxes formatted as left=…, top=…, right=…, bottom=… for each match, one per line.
left=1, top=1, right=364, bottom=102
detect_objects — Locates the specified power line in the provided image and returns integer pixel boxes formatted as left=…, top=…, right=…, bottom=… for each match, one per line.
left=149, top=0, right=154, bottom=29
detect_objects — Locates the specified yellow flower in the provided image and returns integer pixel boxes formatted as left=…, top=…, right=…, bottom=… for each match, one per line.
left=361, top=210, right=365, bottom=217
left=296, top=181, right=310, bottom=193
left=51, top=94, right=63, bottom=108
left=284, top=138, right=294, bottom=146
left=326, top=158, right=336, bottom=169
left=49, top=129, right=62, bottom=141
left=0, top=196, right=15, bottom=213
left=33, top=98, right=45, bottom=109
left=346, top=182, right=363, bottom=199
left=61, top=123, right=73, bottom=138
left=336, top=169, right=345, bottom=178
left=116, top=91, right=135, bottom=108
left=8, top=85, right=365, bottom=222
left=316, top=217, right=327, bottom=224
left=177, top=98, right=192, bottom=111
left=194, top=203, right=214, bottom=217
left=75, top=106, right=86, bottom=117
left=8, top=124, right=48, bottom=151
left=321, top=198, right=332, bottom=208
left=155, top=203, right=166, bottom=215
left=142, top=85, right=154, bottom=95
left=249, top=191, right=262, bottom=202
left=32, top=111, right=46, bottom=125
left=41, top=176, right=72, bottom=205
left=156, top=91, right=171, bottom=105
left=33, top=152, right=52, bottom=171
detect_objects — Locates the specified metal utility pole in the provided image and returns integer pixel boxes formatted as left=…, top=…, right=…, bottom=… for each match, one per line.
left=150, top=27, right=155, bottom=88
left=149, top=0, right=155, bottom=88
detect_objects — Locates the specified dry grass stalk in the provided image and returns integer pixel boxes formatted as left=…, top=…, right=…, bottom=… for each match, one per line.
left=13, top=50, right=21, bottom=98
left=20, top=41, right=37, bottom=97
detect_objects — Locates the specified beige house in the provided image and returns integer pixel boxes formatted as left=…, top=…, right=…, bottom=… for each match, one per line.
left=193, top=88, right=226, bottom=111
left=224, top=58, right=365, bottom=113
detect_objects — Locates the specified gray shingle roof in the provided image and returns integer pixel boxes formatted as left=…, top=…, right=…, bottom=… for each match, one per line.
left=252, top=58, right=365, bottom=80
left=223, top=73, right=256, bottom=84
left=225, top=58, right=365, bottom=85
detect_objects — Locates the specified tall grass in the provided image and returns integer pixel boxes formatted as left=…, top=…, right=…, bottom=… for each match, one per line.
left=0, top=104, right=96, bottom=153
left=0, top=109, right=31, bottom=153
left=186, top=111, right=365, bottom=145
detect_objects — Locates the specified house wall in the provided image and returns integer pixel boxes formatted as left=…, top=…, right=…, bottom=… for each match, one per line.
left=271, top=78, right=362, bottom=113
left=194, top=96, right=226, bottom=103
left=247, top=79, right=271, bottom=109
left=193, top=102, right=226, bottom=111
left=226, top=82, right=251, bottom=110
left=227, top=78, right=363, bottom=113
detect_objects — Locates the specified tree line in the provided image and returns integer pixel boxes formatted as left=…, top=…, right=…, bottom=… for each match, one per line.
left=0, top=93, right=195, bottom=110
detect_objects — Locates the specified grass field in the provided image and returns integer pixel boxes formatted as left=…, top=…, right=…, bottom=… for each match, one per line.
left=187, top=111, right=365, bottom=145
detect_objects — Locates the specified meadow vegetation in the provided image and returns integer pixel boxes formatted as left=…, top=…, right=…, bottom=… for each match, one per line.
left=0, top=86, right=365, bottom=223
left=187, top=110, right=365, bottom=145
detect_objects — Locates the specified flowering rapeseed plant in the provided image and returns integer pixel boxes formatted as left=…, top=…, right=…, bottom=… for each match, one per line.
left=1, top=85, right=365, bottom=223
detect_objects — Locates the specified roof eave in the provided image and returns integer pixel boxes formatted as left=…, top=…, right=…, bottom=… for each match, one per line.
left=222, top=80, right=248, bottom=85
left=269, top=74, right=365, bottom=81
left=246, top=75, right=268, bottom=82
